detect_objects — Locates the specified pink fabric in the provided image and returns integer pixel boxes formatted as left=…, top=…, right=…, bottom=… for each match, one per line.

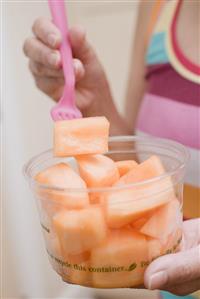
left=136, top=93, right=200, bottom=149
left=146, top=64, right=200, bottom=106
left=171, top=0, right=200, bottom=75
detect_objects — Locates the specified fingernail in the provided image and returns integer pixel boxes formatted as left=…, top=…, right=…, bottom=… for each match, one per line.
left=47, top=34, right=59, bottom=47
left=148, top=271, right=168, bottom=290
left=48, top=52, right=60, bottom=66
left=74, top=60, right=80, bottom=72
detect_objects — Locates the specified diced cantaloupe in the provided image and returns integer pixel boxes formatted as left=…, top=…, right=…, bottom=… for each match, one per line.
left=115, top=155, right=166, bottom=186
left=70, top=262, right=91, bottom=286
left=77, top=154, right=119, bottom=203
left=53, top=206, right=107, bottom=255
left=132, top=217, right=149, bottom=230
left=140, top=199, right=181, bottom=241
left=162, top=228, right=182, bottom=255
left=54, top=117, right=109, bottom=157
left=104, top=180, right=174, bottom=228
left=67, top=252, right=90, bottom=264
left=45, top=232, right=62, bottom=258
left=147, top=237, right=162, bottom=261
left=91, top=229, right=148, bottom=288
left=115, top=160, right=138, bottom=177
left=40, top=200, right=63, bottom=220
left=77, top=154, right=119, bottom=188
left=61, top=252, right=91, bottom=285
left=62, top=261, right=91, bottom=287
left=35, top=163, right=89, bottom=211
left=103, top=155, right=174, bottom=228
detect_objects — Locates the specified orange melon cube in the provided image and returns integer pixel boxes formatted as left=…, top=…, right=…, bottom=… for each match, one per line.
left=62, top=261, right=91, bottom=287
left=162, top=228, right=182, bottom=255
left=61, top=252, right=91, bottom=285
left=70, top=262, right=91, bottom=286
left=90, top=229, right=148, bottom=288
left=115, top=155, right=166, bottom=186
left=35, top=163, right=89, bottom=211
left=77, top=154, right=119, bottom=188
left=45, top=233, right=62, bottom=258
left=103, top=155, right=174, bottom=228
left=140, top=199, right=181, bottom=241
left=115, top=160, right=138, bottom=177
left=54, top=117, right=109, bottom=157
left=104, top=180, right=174, bottom=228
left=67, top=252, right=90, bottom=264
left=147, top=237, right=162, bottom=261
left=53, top=206, right=107, bottom=255
left=132, top=217, right=149, bottom=230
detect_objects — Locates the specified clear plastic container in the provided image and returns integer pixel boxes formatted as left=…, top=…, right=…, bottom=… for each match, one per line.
left=24, top=136, right=188, bottom=288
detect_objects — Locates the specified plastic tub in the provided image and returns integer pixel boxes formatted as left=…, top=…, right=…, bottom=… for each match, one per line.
left=23, top=136, right=188, bottom=288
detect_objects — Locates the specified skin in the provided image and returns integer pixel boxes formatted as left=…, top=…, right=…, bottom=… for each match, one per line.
left=23, top=0, right=200, bottom=295
left=144, top=218, right=200, bottom=296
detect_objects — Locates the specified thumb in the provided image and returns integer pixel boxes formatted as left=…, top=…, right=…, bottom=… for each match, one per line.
left=69, top=26, right=96, bottom=63
left=144, top=246, right=200, bottom=291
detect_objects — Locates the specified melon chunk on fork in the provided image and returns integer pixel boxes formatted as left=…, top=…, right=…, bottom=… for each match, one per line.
left=54, top=117, right=109, bottom=157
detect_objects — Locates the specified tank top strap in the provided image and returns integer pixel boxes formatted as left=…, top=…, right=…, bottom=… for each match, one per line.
left=146, top=0, right=165, bottom=47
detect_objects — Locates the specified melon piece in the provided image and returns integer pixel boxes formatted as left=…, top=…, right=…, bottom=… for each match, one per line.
left=54, top=117, right=109, bottom=157
left=104, top=179, right=174, bottom=228
left=77, top=154, right=119, bottom=203
left=132, top=217, right=149, bottom=230
left=115, top=155, right=166, bottom=186
left=91, top=229, right=148, bottom=288
left=70, top=262, right=91, bottom=286
left=62, top=261, right=91, bottom=287
left=162, top=228, right=182, bottom=255
left=67, top=252, right=90, bottom=264
left=77, top=154, right=119, bottom=188
left=53, top=206, right=107, bottom=255
left=147, top=237, right=162, bottom=261
left=140, top=199, right=181, bottom=241
left=35, top=163, right=89, bottom=211
left=115, top=160, right=138, bottom=177
left=45, top=233, right=62, bottom=258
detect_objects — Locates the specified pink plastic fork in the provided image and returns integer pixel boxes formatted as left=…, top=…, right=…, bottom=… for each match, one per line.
left=48, top=0, right=82, bottom=121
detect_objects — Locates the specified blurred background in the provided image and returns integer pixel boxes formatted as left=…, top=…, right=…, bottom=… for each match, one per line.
left=2, top=1, right=159, bottom=298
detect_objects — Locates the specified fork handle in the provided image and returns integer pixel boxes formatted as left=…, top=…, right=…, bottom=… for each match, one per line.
left=48, top=0, right=75, bottom=103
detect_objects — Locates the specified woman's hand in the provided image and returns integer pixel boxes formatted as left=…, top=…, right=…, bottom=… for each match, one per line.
left=23, top=17, right=131, bottom=135
left=24, top=17, right=111, bottom=110
left=144, top=219, right=200, bottom=296
left=23, top=18, right=114, bottom=113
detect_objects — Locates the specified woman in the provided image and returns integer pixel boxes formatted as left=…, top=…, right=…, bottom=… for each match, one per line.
left=23, top=0, right=200, bottom=297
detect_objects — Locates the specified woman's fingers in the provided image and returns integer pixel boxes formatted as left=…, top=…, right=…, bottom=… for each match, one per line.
left=144, top=246, right=200, bottom=294
left=32, top=17, right=62, bottom=48
left=69, top=26, right=96, bottom=63
left=24, top=20, right=95, bottom=72
left=73, top=58, right=85, bottom=81
left=23, top=37, right=61, bottom=68
left=34, top=76, right=64, bottom=100
left=29, top=58, right=85, bottom=81
left=29, top=60, right=63, bottom=78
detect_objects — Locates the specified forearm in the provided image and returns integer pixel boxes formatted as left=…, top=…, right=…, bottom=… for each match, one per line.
left=82, top=85, right=132, bottom=136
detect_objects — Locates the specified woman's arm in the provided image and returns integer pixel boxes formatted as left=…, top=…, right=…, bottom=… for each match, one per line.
left=23, top=2, right=153, bottom=136
left=124, top=1, right=155, bottom=132
left=90, top=1, right=155, bottom=135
